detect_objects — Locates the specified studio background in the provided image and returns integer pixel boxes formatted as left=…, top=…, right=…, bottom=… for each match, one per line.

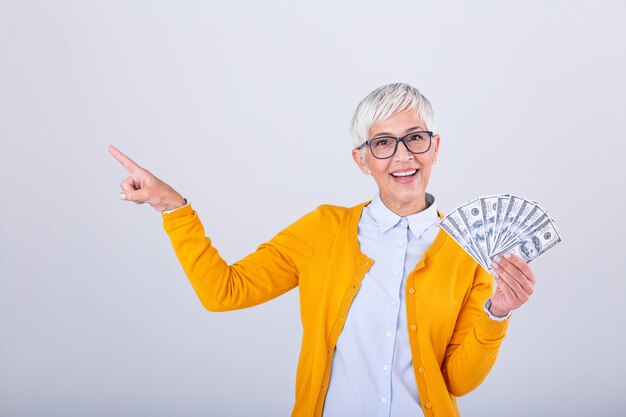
left=1, top=1, right=625, bottom=416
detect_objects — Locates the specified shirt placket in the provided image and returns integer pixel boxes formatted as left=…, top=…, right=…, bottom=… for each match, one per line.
left=378, top=218, right=409, bottom=417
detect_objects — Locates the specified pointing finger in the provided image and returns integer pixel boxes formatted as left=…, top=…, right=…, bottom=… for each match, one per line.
left=108, top=145, right=143, bottom=173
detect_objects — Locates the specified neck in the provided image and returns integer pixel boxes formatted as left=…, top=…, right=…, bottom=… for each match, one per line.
left=380, top=194, right=427, bottom=217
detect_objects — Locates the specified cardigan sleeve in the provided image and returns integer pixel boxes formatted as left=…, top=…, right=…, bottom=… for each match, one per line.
left=161, top=203, right=320, bottom=312
left=440, top=265, right=510, bottom=396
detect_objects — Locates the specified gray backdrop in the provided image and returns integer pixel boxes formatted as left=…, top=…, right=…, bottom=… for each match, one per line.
left=1, top=1, right=625, bottom=416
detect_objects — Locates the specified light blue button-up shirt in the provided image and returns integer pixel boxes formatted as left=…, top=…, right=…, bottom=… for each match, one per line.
left=323, top=193, right=440, bottom=417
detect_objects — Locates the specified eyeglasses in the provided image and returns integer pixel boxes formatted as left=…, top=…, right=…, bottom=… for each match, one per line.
left=356, top=131, right=433, bottom=159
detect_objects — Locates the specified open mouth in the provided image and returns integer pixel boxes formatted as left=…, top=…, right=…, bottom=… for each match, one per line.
left=390, top=169, right=418, bottom=178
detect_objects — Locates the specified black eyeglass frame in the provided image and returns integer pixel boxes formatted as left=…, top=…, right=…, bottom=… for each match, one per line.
left=356, top=131, right=434, bottom=160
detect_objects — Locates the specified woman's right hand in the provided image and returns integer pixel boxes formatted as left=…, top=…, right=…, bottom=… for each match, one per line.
left=108, top=145, right=187, bottom=212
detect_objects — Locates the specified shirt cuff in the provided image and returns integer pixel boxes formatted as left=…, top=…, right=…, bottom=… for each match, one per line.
left=161, top=198, right=189, bottom=214
left=484, top=298, right=512, bottom=322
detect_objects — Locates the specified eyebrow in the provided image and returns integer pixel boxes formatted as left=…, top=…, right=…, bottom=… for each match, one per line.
left=372, top=126, right=425, bottom=137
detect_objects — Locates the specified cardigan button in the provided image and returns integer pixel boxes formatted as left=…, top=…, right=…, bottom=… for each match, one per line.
left=410, top=324, right=417, bottom=332
left=425, top=402, right=432, bottom=409
left=418, top=367, right=425, bottom=374
left=408, top=287, right=415, bottom=295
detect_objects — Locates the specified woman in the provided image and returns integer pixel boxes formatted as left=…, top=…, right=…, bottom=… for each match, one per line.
left=109, top=83, right=536, bottom=417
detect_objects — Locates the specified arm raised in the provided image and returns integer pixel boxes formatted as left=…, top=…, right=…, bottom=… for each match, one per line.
left=162, top=204, right=321, bottom=311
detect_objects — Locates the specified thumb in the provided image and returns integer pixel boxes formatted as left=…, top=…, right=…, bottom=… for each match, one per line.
left=119, top=187, right=150, bottom=203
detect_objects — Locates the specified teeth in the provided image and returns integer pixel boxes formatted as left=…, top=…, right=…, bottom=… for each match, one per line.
left=391, top=169, right=417, bottom=177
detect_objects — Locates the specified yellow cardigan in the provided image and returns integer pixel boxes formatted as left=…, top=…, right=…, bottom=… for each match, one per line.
left=162, top=201, right=509, bottom=417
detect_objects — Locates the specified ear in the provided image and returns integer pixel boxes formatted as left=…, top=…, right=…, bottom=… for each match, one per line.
left=431, top=134, right=441, bottom=160
left=352, top=148, right=370, bottom=175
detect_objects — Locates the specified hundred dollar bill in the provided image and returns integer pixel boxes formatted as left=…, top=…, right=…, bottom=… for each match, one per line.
left=492, top=194, right=510, bottom=253
left=480, top=195, right=498, bottom=257
left=445, top=211, right=491, bottom=270
left=495, top=197, right=533, bottom=253
left=501, top=211, right=551, bottom=253
left=444, top=193, right=561, bottom=270
left=498, top=201, right=544, bottom=250
left=505, top=206, right=549, bottom=246
left=456, top=198, right=490, bottom=265
left=491, top=218, right=562, bottom=263
left=454, top=211, right=491, bottom=270
left=439, top=216, right=482, bottom=262
left=439, top=216, right=489, bottom=271
left=493, top=195, right=525, bottom=252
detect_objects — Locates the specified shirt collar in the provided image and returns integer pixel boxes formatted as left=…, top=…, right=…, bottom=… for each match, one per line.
left=366, top=193, right=438, bottom=238
left=407, top=193, right=438, bottom=240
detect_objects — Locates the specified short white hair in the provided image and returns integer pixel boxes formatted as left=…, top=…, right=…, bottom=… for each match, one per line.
left=350, top=83, right=436, bottom=148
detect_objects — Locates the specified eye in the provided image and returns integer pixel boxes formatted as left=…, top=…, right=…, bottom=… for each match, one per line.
left=407, top=133, right=426, bottom=142
left=372, top=138, right=389, bottom=147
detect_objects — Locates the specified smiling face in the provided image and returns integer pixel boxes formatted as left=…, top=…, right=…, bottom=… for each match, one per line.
left=352, top=110, right=440, bottom=216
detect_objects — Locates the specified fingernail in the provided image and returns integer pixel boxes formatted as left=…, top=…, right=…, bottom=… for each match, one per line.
left=494, top=256, right=501, bottom=262
left=118, top=193, right=126, bottom=200
left=504, top=253, right=511, bottom=258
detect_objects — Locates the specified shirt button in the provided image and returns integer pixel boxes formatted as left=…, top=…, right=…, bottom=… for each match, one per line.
left=410, top=324, right=417, bottom=332
left=382, top=364, right=389, bottom=371
left=408, top=287, right=415, bottom=294
left=386, top=331, right=392, bottom=337
left=425, top=402, right=432, bottom=409
left=394, top=271, right=400, bottom=277
left=418, top=367, right=425, bottom=374
left=396, top=242, right=404, bottom=247
left=391, top=300, right=399, bottom=306
left=381, top=398, right=388, bottom=404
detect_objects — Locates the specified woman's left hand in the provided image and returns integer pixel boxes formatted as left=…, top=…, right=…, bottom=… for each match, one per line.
left=489, top=253, right=536, bottom=318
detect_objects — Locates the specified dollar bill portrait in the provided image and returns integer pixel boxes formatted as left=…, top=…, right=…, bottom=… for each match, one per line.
left=109, top=83, right=538, bottom=417
left=520, top=235, right=542, bottom=261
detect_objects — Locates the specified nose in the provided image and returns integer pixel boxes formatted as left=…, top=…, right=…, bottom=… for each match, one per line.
left=393, top=139, right=414, bottom=161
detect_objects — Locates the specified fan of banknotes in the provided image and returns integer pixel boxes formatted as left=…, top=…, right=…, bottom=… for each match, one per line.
left=439, top=194, right=562, bottom=273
